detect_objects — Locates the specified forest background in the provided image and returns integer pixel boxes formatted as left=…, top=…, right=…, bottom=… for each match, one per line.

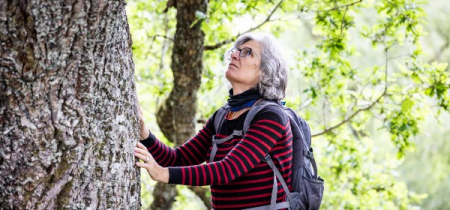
left=128, top=0, right=449, bottom=209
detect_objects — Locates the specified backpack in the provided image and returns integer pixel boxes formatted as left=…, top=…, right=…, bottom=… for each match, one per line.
left=211, top=100, right=324, bottom=210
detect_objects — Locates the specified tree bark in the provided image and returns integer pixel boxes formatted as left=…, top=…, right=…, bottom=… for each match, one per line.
left=152, top=0, right=207, bottom=209
left=0, top=0, right=140, bottom=209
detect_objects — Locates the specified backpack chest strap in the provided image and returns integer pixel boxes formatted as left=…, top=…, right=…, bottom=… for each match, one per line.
left=242, top=167, right=291, bottom=210
left=265, top=155, right=293, bottom=204
left=209, top=130, right=243, bottom=163
left=243, top=156, right=293, bottom=210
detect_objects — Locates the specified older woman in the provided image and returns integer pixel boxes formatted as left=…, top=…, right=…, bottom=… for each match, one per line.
left=134, top=32, right=291, bottom=210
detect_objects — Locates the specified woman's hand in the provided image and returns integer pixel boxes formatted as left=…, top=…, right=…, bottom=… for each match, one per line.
left=138, top=103, right=150, bottom=140
left=134, top=142, right=169, bottom=183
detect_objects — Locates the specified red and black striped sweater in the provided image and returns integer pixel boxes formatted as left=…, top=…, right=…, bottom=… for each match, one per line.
left=141, top=105, right=293, bottom=210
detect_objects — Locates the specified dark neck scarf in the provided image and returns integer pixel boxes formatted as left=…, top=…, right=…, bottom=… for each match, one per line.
left=227, top=88, right=263, bottom=111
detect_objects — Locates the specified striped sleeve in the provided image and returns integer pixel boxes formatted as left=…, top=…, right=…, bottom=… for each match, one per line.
left=168, top=106, right=289, bottom=185
left=140, top=118, right=215, bottom=167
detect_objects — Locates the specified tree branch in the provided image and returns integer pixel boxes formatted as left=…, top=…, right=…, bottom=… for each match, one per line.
left=188, top=186, right=211, bottom=210
left=312, top=90, right=386, bottom=137
left=152, top=34, right=174, bottom=42
left=157, top=14, right=171, bottom=74
left=208, top=0, right=225, bottom=18
left=339, top=6, right=349, bottom=37
left=309, top=0, right=363, bottom=13
left=312, top=46, right=390, bottom=137
left=300, top=98, right=313, bottom=110
left=204, top=0, right=284, bottom=51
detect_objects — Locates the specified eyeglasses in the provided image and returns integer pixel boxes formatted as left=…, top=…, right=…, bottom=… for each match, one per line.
left=226, top=47, right=258, bottom=60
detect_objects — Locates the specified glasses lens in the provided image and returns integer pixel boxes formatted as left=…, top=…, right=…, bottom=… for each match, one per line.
left=240, top=48, right=251, bottom=57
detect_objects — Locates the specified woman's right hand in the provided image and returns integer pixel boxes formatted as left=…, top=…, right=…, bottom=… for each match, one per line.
left=138, top=103, right=150, bottom=140
left=134, top=142, right=169, bottom=183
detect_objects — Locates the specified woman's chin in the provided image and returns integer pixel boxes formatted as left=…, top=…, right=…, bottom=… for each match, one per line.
left=225, top=69, right=234, bottom=80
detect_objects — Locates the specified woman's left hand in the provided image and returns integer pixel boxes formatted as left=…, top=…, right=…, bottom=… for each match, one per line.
left=134, top=142, right=169, bottom=183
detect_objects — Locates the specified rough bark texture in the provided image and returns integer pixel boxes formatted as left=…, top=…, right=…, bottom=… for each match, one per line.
left=0, top=0, right=141, bottom=209
left=153, top=0, right=207, bottom=209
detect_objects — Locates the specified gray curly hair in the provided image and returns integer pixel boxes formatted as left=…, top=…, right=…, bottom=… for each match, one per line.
left=233, top=32, right=288, bottom=101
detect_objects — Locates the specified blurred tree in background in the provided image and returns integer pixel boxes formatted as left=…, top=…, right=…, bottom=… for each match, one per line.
left=127, top=0, right=449, bottom=209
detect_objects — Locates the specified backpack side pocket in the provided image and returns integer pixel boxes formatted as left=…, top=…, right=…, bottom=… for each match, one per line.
left=302, top=171, right=324, bottom=210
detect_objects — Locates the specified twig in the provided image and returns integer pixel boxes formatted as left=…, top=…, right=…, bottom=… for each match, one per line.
left=208, top=0, right=225, bottom=18
left=385, top=0, right=414, bottom=22
left=312, top=45, right=390, bottom=137
left=345, top=66, right=380, bottom=118
left=312, top=87, right=387, bottom=137
left=308, top=0, right=362, bottom=13
left=322, top=99, right=328, bottom=129
left=158, top=13, right=170, bottom=74
left=204, top=0, right=284, bottom=51
left=388, top=53, right=413, bottom=61
left=300, top=98, right=313, bottom=110
left=151, top=34, right=174, bottom=42
left=340, top=6, right=349, bottom=37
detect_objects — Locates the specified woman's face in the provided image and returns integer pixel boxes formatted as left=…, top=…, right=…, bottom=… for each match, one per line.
left=226, top=40, right=262, bottom=89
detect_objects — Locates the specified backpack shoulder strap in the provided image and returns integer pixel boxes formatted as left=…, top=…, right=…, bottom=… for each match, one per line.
left=214, top=104, right=229, bottom=134
left=283, top=108, right=310, bottom=151
left=285, top=109, right=319, bottom=180
left=296, top=116, right=319, bottom=179
left=243, top=100, right=280, bottom=134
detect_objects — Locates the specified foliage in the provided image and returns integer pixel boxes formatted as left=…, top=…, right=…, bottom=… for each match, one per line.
left=127, top=0, right=450, bottom=209
left=287, top=0, right=448, bottom=208
left=395, top=1, right=450, bottom=209
left=398, top=112, right=450, bottom=210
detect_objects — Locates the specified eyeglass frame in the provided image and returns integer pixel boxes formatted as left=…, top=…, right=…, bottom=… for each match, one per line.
left=226, top=47, right=260, bottom=60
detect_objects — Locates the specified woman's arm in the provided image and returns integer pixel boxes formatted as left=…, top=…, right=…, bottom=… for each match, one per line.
left=138, top=104, right=215, bottom=167
left=168, top=106, right=289, bottom=186
left=140, top=124, right=214, bottom=167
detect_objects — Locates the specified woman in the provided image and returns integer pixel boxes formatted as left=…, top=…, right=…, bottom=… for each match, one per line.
left=134, top=32, right=292, bottom=210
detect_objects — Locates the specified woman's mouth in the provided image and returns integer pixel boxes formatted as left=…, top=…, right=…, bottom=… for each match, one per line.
left=229, top=63, right=238, bottom=68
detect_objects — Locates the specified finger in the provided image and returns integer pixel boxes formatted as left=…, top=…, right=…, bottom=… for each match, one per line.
left=134, top=148, right=152, bottom=157
left=137, top=142, right=147, bottom=150
left=136, top=161, right=148, bottom=169
left=134, top=152, right=149, bottom=162
left=138, top=103, right=144, bottom=117
left=134, top=147, right=149, bottom=156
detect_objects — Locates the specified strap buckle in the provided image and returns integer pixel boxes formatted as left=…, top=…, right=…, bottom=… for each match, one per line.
left=304, top=148, right=314, bottom=159
left=262, top=154, right=271, bottom=162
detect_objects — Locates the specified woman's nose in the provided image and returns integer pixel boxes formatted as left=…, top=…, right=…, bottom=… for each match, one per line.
left=230, top=51, right=240, bottom=60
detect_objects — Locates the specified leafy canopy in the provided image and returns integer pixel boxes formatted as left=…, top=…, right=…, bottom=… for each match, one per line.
left=127, top=0, right=449, bottom=209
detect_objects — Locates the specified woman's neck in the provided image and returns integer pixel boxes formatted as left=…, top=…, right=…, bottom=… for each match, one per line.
left=227, top=98, right=262, bottom=120
left=231, top=84, right=257, bottom=95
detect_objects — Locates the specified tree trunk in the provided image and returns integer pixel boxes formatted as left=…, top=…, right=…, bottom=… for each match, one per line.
left=152, top=0, right=207, bottom=209
left=0, top=0, right=141, bottom=209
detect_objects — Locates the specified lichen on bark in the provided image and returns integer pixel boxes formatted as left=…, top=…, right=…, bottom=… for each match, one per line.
left=0, top=0, right=141, bottom=209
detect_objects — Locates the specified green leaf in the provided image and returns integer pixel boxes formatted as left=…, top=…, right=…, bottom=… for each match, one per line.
left=401, top=99, right=415, bottom=112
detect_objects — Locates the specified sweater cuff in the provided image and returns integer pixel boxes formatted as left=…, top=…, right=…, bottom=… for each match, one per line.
left=140, top=131, right=157, bottom=148
left=168, top=167, right=182, bottom=184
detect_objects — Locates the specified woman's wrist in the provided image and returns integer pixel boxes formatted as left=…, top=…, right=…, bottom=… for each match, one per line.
left=140, top=129, right=150, bottom=141
left=157, top=167, right=170, bottom=183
